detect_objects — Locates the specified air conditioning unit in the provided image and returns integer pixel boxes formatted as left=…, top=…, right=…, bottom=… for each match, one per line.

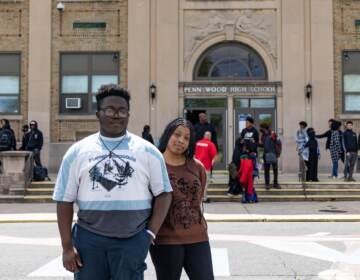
left=65, top=98, right=81, bottom=109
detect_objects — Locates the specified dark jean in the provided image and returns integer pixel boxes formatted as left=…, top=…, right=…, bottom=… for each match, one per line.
left=150, top=241, right=214, bottom=280
left=72, top=224, right=151, bottom=280
left=332, top=159, right=339, bottom=177
left=344, top=152, right=358, bottom=179
left=263, top=161, right=278, bottom=185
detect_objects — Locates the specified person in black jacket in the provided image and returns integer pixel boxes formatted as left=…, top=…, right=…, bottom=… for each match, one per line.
left=194, top=113, right=218, bottom=149
left=259, top=123, right=281, bottom=189
left=305, top=128, right=320, bottom=182
left=240, top=116, right=259, bottom=155
left=141, top=125, right=154, bottom=144
left=24, top=120, right=43, bottom=166
left=0, top=119, right=17, bottom=151
left=343, top=121, right=358, bottom=182
left=316, top=119, right=335, bottom=151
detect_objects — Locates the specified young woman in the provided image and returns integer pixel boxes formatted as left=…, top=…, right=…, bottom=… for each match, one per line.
left=150, top=117, right=214, bottom=280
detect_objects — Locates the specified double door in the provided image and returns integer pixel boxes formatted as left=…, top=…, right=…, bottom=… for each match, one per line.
left=184, top=99, right=227, bottom=170
left=234, top=98, right=276, bottom=140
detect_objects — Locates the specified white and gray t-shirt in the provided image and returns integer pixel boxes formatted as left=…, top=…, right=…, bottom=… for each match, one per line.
left=53, top=131, right=172, bottom=238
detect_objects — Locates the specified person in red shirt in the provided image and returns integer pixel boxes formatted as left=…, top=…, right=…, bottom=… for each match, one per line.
left=194, top=131, right=217, bottom=203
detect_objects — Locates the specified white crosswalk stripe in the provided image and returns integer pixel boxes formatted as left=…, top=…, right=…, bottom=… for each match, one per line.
left=28, top=248, right=230, bottom=278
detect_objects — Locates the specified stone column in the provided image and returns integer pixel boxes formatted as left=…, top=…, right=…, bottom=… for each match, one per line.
left=28, top=0, right=52, bottom=167
left=154, top=0, right=179, bottom=136
left=128, top=0, right=151, bottom=135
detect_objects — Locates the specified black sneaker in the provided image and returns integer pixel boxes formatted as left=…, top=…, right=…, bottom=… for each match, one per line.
left=203, top=198, right=211, bottom=203
left=273, top=183, right=282, bottom=189
left=265, top=184, right=271, bottom=190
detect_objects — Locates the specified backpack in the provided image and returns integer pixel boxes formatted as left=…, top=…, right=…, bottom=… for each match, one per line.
left=0, top=129, right=13, bottom=151
left=275, top=139, right=282, bottom=157
left=33, top=165, right=49, bottom=181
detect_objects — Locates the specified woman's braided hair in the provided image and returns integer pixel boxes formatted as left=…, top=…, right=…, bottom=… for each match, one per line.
left=158, top=117, right=196, bottom=160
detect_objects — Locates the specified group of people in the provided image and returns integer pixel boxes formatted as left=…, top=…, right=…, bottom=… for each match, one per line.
left=228, top=116, right=282, bottom=203
left=296, top=119, right=360, bottom=182
left=0, top=119, right=43, bottom=166
left=53, top=85, right=214, bottom=280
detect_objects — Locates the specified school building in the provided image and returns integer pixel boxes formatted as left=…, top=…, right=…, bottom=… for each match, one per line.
left=0, top=0, right=359, bottom=172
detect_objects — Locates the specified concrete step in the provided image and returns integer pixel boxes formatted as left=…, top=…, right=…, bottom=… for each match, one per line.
left=23, top=195, right=54, bottom=203
left=209, top=183, right=360, bottom=189
left=209, top=188, right=305, bottom=196
left=29, top=181, right=54, bottom=189
left=208, top=187, right=360, bottom=196
left=208, top=194, right=360, bottom=202
left=8, top=188, right=25, bottom=196
left=0, top=195, right=26, bottom=203
left=26, top=188, right=54, bottom=196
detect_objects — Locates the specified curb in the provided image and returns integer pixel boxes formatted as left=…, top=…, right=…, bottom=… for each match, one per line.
left=1, top=213, right=360, bottom=223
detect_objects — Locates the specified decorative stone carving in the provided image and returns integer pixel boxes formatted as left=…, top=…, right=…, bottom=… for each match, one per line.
left=184, top=9, right=277, bottom=64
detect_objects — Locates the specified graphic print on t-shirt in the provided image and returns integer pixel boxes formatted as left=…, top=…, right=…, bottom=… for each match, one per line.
left=168, top=172, right=202, bottom=229
left=89, top=153, right=135, bottom=192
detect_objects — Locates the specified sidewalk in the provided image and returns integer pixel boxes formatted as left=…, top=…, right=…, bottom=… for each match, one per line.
left=1, top=201, right=360, bottom=223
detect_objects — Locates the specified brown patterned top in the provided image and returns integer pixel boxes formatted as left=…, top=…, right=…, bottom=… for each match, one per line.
left=154, top=159, right=208, bottom=245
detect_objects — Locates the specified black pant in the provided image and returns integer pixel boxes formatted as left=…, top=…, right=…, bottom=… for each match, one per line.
left=150, top=241, right=214, bottom=280
left=264, top=162, right=278, bottom=185
left=30, top=148, right=42, bottom=166
left=305, top=156, right=318, bottom=181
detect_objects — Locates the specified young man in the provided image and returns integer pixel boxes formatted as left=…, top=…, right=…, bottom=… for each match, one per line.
left=53, top=84, right=172, bottom=279
left=195, top=131, right=218, bottom=203
left=240, top=116, right=259, bottom=155
left=343, top=121, right=358, bottom=182
left=260, top=123, right=281, bottom=189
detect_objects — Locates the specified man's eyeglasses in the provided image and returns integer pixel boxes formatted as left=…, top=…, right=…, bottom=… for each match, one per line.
left=100, top=107, right=128, bottom=118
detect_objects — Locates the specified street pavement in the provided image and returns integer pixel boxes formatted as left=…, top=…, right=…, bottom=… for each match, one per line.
left=1, top=222, right=360, bottom=280
left=1, top=202, right=360, bottom=279
left=2, top=201, right=360, bottom=222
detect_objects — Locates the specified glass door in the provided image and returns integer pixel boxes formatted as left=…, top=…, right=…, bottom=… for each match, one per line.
left=234, top=98, right=276, bottom=140
left=184, top=98, right=227, bottom=170
left=206, top=108, right=227, bottom=170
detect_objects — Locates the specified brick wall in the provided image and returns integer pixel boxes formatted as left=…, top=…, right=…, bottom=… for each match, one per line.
left=50, top=0, right=128, bottom=142
left=0, top=0, right=29, bottom=142
left=334, top=0, right=360, bottom=130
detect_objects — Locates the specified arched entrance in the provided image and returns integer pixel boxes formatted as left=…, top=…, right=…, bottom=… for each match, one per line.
left=183, top=41, right=278, bottom=170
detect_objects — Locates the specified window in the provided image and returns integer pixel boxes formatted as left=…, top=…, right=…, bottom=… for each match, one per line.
left=194, top=42, right=267, bottom=80
left=0, top=54, right=20, bottom=114
left=343, top=51, right=360, bottom=113
left=60, top=53, right=119, bottom=114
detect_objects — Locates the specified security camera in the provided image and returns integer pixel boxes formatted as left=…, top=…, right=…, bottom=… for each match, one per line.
left=57, top=2, right=65, bottom=12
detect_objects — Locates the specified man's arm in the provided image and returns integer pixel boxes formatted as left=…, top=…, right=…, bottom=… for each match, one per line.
left=57, top=202, right=82, bottom=272
left=316, top=130, right=329, bottom=139
left=147, top=192, right=172, bottom=239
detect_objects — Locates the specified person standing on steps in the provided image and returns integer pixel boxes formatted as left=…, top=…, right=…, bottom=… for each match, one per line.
left=343, top=121, right=358, bottom=182
left=195, top=130, right=218, bottom=203
left=259, top=123, right=281, bottom=190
